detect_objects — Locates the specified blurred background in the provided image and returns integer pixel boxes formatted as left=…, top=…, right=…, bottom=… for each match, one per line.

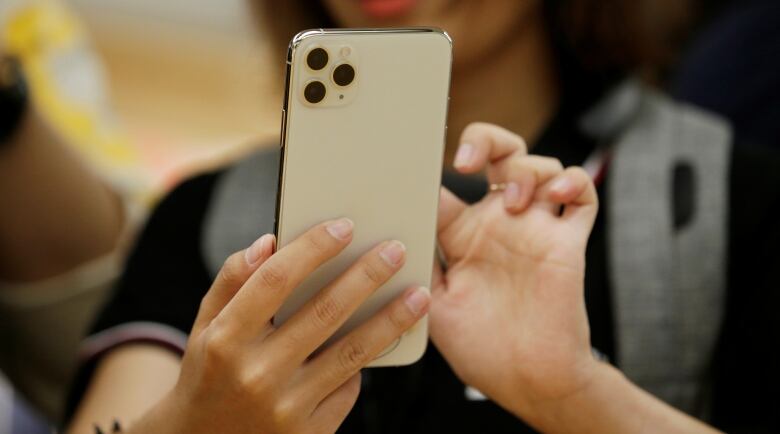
left=3, top=0, right=280, bottom=196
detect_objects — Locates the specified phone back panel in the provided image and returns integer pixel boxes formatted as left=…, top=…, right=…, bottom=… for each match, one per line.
left=275, top=29, right=452, bottom=366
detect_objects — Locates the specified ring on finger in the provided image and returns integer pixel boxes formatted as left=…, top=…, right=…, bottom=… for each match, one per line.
left=488, top=183, right=507, bottom=193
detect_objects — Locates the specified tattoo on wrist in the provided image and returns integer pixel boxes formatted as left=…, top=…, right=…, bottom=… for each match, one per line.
left=93, top=419, right=123, bottom=434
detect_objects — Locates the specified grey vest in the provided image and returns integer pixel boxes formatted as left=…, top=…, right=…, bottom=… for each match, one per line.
left=202, top=81, right=731, bottom=417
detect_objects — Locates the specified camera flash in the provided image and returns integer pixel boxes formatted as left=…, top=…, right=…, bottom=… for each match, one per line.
left=340, top=46, right=351, bottom=57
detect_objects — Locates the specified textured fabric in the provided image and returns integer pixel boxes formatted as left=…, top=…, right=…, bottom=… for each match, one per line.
left=0, top=252, right=119, bottom=421
left=608, top=89, right=731, bottom=415
left=202, top=150, right=280, bottom=279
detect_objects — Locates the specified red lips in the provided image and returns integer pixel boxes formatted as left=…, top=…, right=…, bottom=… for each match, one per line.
left=358, top=0, right=418, bottom=20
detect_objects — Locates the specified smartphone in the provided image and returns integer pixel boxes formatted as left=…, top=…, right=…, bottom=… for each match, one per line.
left=273, top=28, right=452, bottom=366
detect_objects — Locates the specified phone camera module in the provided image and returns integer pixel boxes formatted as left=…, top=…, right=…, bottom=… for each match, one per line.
left=332, top=64, right=355, bottom=87
left=304, top=80, right=326, bottom=104
left=307, top=48, right=329, bottom=71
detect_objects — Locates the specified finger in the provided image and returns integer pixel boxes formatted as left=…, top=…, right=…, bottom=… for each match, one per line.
left=217, top=218, right=354, bottom=340
left=538, top=167, right=599, bottom=229
left=487, top=155, right=565, bottom=213
left=265, top=240, right=406, bottom=364
left=300, top=286, right=430, bottom=401
left=431, top=258, right=445, bottom=296
left=191, top=233, right=275, bottom=336
left=309, top=373, right=361, bottom=434
left=453, top=122, right=528, bottom=174
left=437, top=186, right=467, bottom=234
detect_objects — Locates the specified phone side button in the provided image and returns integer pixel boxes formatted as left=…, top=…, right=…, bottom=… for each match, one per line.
left=279, top=109, right=287, bottom=147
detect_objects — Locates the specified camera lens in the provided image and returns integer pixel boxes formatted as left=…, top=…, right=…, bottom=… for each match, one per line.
left=307, top=48, right=328, bottom=71
left=332, top=64, right=355, bottom=87
left=304, top=80, right=326, bottom=104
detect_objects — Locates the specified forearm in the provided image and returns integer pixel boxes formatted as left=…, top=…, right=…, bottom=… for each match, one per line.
left=67, top=345, right=180, bottom=434
left=518, top=363, right=721, bottom=434
left=0, top=109, right=124, bottom=281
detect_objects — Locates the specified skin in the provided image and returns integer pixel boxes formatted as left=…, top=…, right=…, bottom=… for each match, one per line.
left=69, top=1, right=722, bottom=433
left=322, top=0, right=560, bottom=164
left=0, top=105, right=124, bottom=282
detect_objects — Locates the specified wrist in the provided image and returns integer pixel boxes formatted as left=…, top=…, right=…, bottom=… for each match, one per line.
left=512, top=361, right=627, bottom=434
left=123, top=391, right=186, bottom=434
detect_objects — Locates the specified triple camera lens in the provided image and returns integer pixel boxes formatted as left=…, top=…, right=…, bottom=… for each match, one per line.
left=332, top=64, right=355, bottom=87
left=304, top=47, right=355, bottom=104
left=304, top=81, right=326, bottom=104
left=306, top=48, right=329, bottom=71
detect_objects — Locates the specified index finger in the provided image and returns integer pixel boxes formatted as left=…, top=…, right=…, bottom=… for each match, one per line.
left=453, top=122, right=528, bottom=174
left=216, top=218, right=354, bottom=341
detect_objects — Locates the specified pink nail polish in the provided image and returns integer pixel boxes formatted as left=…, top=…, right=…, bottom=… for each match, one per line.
left=379, top=241, right=406, bottom=266
left=405, top=287, right=431, bottom=315
left=326, top=218, right=354, bottom=240
left=245, top=234, right=272, bottom=265
left=454, top=143, right=475, bottom=169
left=504, top=182, right=522, bottom=208
left=550, top=177, right=572, bottom=194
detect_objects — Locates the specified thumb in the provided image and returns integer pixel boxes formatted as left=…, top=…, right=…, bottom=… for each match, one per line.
left=438, top=186, right=467, bottom=234
left=191, top=234, right=275, bottom=336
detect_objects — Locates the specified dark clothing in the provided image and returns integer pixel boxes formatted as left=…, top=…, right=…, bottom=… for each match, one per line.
left=673, top=0, right=780, bottom=149
left=66, top=109, right=780, bottom=432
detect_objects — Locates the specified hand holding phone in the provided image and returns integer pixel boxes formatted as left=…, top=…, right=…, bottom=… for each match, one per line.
left=129, top=223, right=429, bottom=434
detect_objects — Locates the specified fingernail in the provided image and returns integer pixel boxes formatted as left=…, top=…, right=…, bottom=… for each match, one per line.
left=326, top=218, right=354, bottom=240
left=245, top=234, right=273, bottom=265
left=405, top=286, right=431, bottom=315
left=379, top=240, right=406, bottom=266
left=550, top=177, right=572, bottom=194
left=454, top=143, right=474, bottom=169
left=504, top=182, right=522, bottom=209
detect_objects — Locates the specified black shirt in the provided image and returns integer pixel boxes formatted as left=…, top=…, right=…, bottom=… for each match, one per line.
left=65, top=112, right=780, bottom=432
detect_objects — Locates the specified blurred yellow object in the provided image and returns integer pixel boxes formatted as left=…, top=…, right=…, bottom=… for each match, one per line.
left=3, top=0, right=152, bottom=208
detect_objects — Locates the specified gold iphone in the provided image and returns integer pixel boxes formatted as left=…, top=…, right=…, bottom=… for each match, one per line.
left=274, top=28, right=452, bottom=366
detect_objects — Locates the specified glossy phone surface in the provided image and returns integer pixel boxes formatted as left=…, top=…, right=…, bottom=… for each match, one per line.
left=274, top=28, right=452, bottom=366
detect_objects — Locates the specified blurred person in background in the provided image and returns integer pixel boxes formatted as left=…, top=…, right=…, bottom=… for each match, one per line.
left=47, top=0, right=779, bottom=433
left=1, top=1, right=145, bottom=430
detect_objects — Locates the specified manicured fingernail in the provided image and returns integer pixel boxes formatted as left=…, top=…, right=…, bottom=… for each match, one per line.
left=550, top=177, right=572, bottom=194
left=245, top=234, right=274, bottom=265
left=405, top=286, right=431, bottom=315
left=504, top=182, right=522, bottom=209
left=379, top=240, right=406, bottom=266
left=326, top=218, right=354, bottom=240
left=454, top=143, right=475, bottom=169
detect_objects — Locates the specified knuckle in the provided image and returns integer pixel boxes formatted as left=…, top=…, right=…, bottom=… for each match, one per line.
left=462, top=121, right=486, bottom=136
left=360, top=260, right=386, bottom=285
left=567, top=166, right=589, bottom=179
left=237, top=360, right=274, bottom=396
left=387, top=304, right=411, bottom=331
left=536, top=156, right=564, bottom=171
left=258, top=263, right=287, bottom=289
left=337, top=338, right=370, bottom=372
left=312, top=294, right=344, bottom=327
left=305, top=227, right=332, bottom=255
left=217, top=252, right=245, bottom=286
left=202, top=324, right=233, bottom=367
left=271, top=397, right=299, bottom=428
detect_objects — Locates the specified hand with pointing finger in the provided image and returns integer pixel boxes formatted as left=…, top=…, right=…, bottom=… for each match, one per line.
left=430, top=122, right=600, bottom=424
